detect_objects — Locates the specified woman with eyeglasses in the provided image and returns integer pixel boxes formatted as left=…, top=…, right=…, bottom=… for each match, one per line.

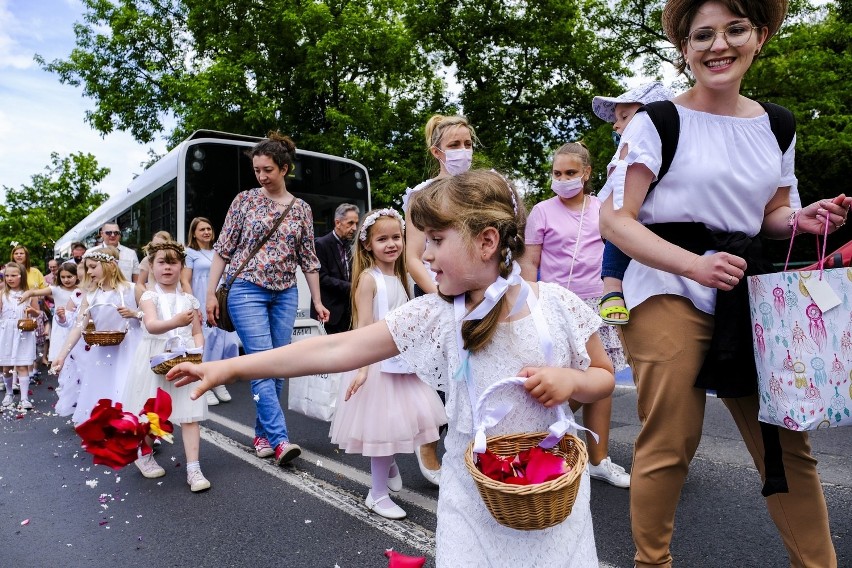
left=599, top=1, right=845, bottom=566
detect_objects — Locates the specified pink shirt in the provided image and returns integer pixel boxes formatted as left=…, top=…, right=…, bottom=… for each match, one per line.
left=524, top=195, right=604, bottom=299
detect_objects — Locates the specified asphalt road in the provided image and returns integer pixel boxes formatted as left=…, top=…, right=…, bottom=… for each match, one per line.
left=1, top=369, right=849, bottom=567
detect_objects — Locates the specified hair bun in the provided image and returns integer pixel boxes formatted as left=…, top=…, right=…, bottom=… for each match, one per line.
left=266, top=131, right=296, bottom=153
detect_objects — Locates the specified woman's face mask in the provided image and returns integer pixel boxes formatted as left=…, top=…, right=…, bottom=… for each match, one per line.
left=551, top=177, right=585, bottom=199
left=440, top=148, right=473, bottom=176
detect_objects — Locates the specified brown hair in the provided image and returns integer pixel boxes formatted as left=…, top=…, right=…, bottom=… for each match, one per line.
left=58, top=261, right=80, bottom=286
left=553, top=142, right=594, bottom=195
left=144, top=240, right=187, bottom=266
left=10, top=245, right=31, bottom=271
left=349, top=211, right=409, bottom=328
left=409, top=169, right=526, bottom=352
left=187, top=217, right=215, bottom=250
left=249, top=131, right=297, bottom=176
left=670, top=0, right=770, bottom=74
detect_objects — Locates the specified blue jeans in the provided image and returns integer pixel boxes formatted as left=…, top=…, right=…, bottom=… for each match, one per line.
left=601, top=240, right=631, bottom=281
left=228, top=278, right=298, bottom=447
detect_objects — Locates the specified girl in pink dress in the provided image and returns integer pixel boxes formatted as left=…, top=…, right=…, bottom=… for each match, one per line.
left=329, top=208, right=447, bottom=520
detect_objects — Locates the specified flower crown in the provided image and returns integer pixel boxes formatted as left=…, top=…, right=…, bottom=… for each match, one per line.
left=359, top=209, right=405, bottom=241
left=82, top=249, right=118, bottom=264
left=144, top=241, right=186, bottom=259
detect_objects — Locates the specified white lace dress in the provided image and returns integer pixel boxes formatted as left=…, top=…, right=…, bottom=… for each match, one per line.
left=121, top=290, right=207, bottom=423
left=385, top=282, right=600, bottom=568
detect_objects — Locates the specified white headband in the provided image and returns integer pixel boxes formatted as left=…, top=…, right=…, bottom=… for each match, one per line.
left=82, top=250, right=118, bottom=264
left=359, top=209, right=405, bottom=241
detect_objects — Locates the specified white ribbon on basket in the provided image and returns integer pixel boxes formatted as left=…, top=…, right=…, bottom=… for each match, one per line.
left=149, top=344, right=204, bottom=368
left=472, top=377, right=599, bottom=454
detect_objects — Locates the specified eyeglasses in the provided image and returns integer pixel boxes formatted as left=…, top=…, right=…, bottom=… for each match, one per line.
left=103, top=231, right=121, bottom=236
left=686, top=24, right=757, bottom=51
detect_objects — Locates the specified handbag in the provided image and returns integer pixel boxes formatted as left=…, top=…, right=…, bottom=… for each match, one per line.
left=215, top=198, right=295, bottom=333
left=749, top=223, right=852, bottom=430
left=287, top=323, right=343, bottom=421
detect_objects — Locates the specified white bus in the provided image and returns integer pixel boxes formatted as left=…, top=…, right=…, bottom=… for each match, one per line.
left=55, top=129, right=371, bottom=329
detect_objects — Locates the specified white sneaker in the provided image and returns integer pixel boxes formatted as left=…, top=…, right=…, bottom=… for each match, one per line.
left=204, top=390, right=219, bottom=406
left=187, top=469, right=211, bottom=492
left=212, top=385, right=232, bottom=402
left=135, top=453, right=166, bottom=479
left=2, top=394, right=14, bottom=407
left=19, top=399, right=33, bottom=410
left=588, top=456, right=631, bottom=488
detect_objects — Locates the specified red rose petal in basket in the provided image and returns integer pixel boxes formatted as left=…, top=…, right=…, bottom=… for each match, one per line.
left=523, top=447, right=570, bottom=484
left=476, top=449, right=516, bottom=482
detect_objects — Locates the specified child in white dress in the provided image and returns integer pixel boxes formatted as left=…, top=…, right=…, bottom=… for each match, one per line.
left=168, top=170, right=616, bottom=567
left=52, top=247, right=142, bottom=424
left=21, top=261, right=83, bottom=364
left=329, top=209, right=447, bottom=519
left=122, top=240, right=209, bottom=492
left=0, top=262, right=42, bottom=409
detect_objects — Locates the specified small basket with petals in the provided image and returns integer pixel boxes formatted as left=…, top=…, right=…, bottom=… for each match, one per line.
left=463, top=377, right=588, bottom=531
left=82, top=319, right=127, bottom=346
left=17, top=318, right=37, bottom=332
left=150, top=337, right=203, bottom=375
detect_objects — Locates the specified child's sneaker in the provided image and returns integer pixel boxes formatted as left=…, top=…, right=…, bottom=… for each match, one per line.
left=2, top=394, right=14, bottom=407
left=135, top=453, right=166, bottom=479
left=204, top=390, right=219, bottom=406
left=19, top=399, right=33, bottom=410
left=253, top=436, right=274, bottom=458
left=274, top=441, right=301, bottom=466
left=588, top=456, right=631, bottom=488
left=187, top=469, right=211, bottom=492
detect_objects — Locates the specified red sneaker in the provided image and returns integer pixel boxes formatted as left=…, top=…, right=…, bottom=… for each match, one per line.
left=253, top=436, right=274, bottom=458
left=274, top=441, right=302, bottom=466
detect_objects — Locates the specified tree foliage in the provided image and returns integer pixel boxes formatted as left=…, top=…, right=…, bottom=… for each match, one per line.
left=0, top=153, right=109, bottom=266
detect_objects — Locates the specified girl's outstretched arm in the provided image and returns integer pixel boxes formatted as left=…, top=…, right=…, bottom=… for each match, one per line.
left=518, top=332, right=615, bottom=408
left=167, top=320, right=400, bottom=400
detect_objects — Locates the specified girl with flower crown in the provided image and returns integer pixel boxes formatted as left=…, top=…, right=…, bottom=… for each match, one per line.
left=122, top=239, right=210, bottom=491
left=169, top=170, right=615, bottom=567
left=328, top=208, right=447, bottom=520
left=53, top=246, right=142, bottom=424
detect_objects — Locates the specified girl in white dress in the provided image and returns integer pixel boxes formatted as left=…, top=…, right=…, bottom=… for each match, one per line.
left=20, top=261, right=82, bottom=364
left=53, top=247, right=142, bottom=425
left=329, top=209, right=447, bottom=520
left=168, top=170, right=616, bottom=567
left=0, top=262, right=41, bottom=409
left=180, top=217, right=235, bottom=406
left=122, top=240, right=209, bottom=492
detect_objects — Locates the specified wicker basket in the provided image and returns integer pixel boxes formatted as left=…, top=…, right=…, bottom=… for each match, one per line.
left=82, top=320, right=126, bottom=346
left=465, top=431, right=587, bottom=531
left=17, top=319, right=37, bottom=332
left=463, top=376, right=589, bottom=531
left=151, top=352, right=203, bottom=375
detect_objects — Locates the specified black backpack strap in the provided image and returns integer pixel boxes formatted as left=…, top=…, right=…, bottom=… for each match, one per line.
left=759, top=101, right=796, bottom=153
left=636, top=100, right=680, bottom=193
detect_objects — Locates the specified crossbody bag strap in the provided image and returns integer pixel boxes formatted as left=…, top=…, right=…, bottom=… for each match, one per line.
left=223, top=197, right=295, bottom=290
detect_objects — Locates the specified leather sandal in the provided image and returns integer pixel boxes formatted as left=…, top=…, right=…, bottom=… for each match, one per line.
left=599, top=292, right=629, bottom=325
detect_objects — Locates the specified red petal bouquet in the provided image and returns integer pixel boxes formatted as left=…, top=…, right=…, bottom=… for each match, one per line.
left=75, top=388, right=174, bottom=469
left=475, top=446, right=571, bottom=485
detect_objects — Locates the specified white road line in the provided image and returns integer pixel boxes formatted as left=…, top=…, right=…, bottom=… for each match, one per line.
left=205, top=412, right=439, bottom=514
left=200, top=425, right=436, bottom=557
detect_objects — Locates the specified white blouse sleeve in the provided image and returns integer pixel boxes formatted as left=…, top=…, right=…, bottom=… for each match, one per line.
left=781, top=134, right=799, bottom=206
left=599, top=112, right=663, bottom=210
left=384, top=294, right=454, bottom=392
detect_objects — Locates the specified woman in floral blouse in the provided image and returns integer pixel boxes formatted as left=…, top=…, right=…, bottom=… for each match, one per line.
left=206, top=132, right=330, bottom=467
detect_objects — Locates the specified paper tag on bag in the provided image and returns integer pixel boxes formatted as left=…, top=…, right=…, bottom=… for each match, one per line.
left=803, top=277, right=841, bottom=313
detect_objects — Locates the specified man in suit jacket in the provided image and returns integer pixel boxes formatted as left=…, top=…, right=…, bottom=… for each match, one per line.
left=311, top=203, right=360, bottom=333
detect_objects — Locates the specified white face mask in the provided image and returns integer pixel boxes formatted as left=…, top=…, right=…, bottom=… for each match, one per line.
left=440, top=148, right=473, bottom=176
left=551, top=177, right=584, bottom=199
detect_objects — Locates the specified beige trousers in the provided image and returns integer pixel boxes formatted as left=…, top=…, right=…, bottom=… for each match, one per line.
left=621, top=295, right=836, bottom=568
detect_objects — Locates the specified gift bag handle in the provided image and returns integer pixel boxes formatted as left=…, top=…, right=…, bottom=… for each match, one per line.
left=472, top=376, right=598, bottom=454
left=785, top=212, right=831, bottom=276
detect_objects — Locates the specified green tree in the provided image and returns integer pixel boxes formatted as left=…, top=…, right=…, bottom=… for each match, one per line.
left=37, top=0, right=448, bottom=205
left=0, top=153, right=109, bottom=265
left=405, top=0, right=626, bottom=190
